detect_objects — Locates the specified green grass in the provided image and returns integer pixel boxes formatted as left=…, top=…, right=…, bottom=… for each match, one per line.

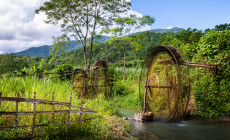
left=0, top=75, right=136, bottom=139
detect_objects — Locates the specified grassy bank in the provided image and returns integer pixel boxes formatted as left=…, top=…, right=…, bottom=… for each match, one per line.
left=0, top=75, right=136, bottom=139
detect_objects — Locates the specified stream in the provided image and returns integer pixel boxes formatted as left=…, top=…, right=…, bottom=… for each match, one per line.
left=119, top=109, right=230, bottom=140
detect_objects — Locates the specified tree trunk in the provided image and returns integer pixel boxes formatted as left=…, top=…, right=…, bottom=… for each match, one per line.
left=88, top=34, right=94, bottom=70
left=83, top=37, right=88, bottom=97
left=83, top=37, right=88, bottom=69
left=124, top=46, right=126, bottom=81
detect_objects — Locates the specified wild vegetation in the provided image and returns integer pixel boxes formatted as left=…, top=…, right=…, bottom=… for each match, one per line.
left=0, top=5, right=230, bottom=137
left=159, top=27, right=230, bottom=117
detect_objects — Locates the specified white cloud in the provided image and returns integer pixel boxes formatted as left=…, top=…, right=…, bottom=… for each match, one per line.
left=0, top=0, right=61, bottom=53
left=0, top=0, right=146, bottom=54
left=167, top=26, right=173, bottom=29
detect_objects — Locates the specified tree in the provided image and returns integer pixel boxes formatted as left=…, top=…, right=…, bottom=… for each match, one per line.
left=36, top=0, right=131, bottom=69
left=102, top=15, right=155, bottom=80
left=215, top=23, right=230, bottom=31
left=0, top=54, right=29, bottom=75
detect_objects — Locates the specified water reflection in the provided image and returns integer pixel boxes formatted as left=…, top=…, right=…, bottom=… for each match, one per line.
left=119, top=109, right=230, bottom=140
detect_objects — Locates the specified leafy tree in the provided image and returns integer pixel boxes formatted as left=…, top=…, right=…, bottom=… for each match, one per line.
left=102, top=15, right=155, bottom=80
left=193, top=30, right=230, bottom=117
left=36, top=0, right=131, bottom=69
left=158, top=28, right=203, bottom=61
left=0, top=54, right=29, bottom=75
left=215, top=23, right=230, bottom=31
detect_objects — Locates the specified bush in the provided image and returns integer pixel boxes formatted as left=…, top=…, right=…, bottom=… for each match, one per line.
left=54, top=62, right=74, bottom=80
left=193, top=74, right=230, bottom=118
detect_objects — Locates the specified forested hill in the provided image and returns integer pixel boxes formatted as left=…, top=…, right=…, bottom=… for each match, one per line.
left=14, top=36, right=110, bottom=57
left=48, top=31, right=167, bottom=67
left=14, top=45, right=51, bottom=57
left=13, top=28, right=183, bottom=57
left=150, top=27, right=183, bottom=33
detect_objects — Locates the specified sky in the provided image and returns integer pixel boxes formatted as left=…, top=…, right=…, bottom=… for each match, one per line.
left=0, top=0, right=230, bottom=54
left=131, top=0, right=230, bottom=30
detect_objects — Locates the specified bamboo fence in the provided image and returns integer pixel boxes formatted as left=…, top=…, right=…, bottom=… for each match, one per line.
left=0, top=91, right=96, bottom=138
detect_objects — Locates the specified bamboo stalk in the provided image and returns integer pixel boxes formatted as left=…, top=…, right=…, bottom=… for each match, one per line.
left=0, top=97, right=95, bottom=112
left=15, top=93, right=19, bottom=130
left=32, top=92, right=36, bottom=138
left=67, top=93, right=72, bottom=133
left=80, top=91, right=83, bottom=125
left=0, top=110, right=96, bottom=115
left=52, top=92, right=55, bottom=125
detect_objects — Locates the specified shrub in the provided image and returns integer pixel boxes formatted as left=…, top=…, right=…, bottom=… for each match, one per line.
left=54, top=62, right=74, bottom=80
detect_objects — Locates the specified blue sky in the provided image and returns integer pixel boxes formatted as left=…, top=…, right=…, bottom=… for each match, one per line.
left=131, top=0, right=230, bottom=30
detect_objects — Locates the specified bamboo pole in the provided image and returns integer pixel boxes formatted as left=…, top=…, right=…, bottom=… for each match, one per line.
left=52, top=92, right=55, bottom=125
left=15, top=93, right=19, bottom=130
left=80, top=91, right=83, bottom=125
left=32, top=92, right=36, bottom=138
left=67, top=93, right=72, bottom=134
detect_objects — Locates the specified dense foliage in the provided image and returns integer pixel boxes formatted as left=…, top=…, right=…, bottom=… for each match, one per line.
left=0, top=54, right=41, bottom=75
left=159, top=28, right=230, bottom=118
left=54, top=62, right=74, bottom=80
left=48, top=31, right=167, bottom=68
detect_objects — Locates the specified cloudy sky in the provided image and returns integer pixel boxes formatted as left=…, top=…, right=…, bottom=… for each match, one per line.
left=0, top=0, right=63, bottom=54
left=0, top=0, right=230, bottom=54
left=0, top=0, right=147, bottom=54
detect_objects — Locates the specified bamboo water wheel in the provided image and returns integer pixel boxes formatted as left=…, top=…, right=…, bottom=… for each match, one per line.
left=139, top=46, right=190, bottom=122
left=72, top=60, right=113, bottom=98
left=93, top=60, right=111, bottom=97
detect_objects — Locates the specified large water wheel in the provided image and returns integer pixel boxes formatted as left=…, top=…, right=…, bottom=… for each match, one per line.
left=139, top=46, right=190, bottom=122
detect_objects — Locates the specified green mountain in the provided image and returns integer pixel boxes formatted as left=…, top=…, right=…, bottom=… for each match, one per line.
left=150, top=27, right=183, bottom=33
left=14, top=28, right=183, bottom=57
left=15, top=45, right=51, bottom=57
left=14, top=36, right=110, bottom=57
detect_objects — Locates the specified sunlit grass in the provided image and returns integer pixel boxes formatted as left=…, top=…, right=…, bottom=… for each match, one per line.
left=0, top=75, right=134, bottom=139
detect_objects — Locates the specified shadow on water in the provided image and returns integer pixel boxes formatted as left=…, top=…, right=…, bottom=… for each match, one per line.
left=119, top=109, right=230, bottom=140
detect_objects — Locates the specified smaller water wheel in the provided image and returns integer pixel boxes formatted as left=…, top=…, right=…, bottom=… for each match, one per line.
left=139, top=46, right=190, bottom=122
left=93, top=60, right=111, bottom=97
left=72, top=68, right=87, bottom=96
left=72, top=60, right=112, bottom=98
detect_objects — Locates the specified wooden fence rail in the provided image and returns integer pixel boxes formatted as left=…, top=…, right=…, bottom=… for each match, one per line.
left=0, top=91, right=96, bottom=138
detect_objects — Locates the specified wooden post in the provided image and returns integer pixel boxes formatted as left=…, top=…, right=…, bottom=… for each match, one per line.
left=52, top=92, right=54, bottom=125
left=32, top=92, right=36, bottom=138
left=67, top=93, right=72, bottom=135
left=143, top=79, right=148, bottom=114
left=80, top=91, right=83, bottom=125
left=15, top=93, right=20, bottom=130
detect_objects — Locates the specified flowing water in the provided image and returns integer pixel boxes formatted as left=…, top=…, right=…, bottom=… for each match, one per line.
left=119, top=109, right=230, bottom=140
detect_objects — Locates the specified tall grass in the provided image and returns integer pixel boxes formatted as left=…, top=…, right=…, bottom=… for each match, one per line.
left=108, top=66, right=143, bottom=110
left=0, top=75, right=134, bottom=139
left=1, top=76, right=77, bottom=97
